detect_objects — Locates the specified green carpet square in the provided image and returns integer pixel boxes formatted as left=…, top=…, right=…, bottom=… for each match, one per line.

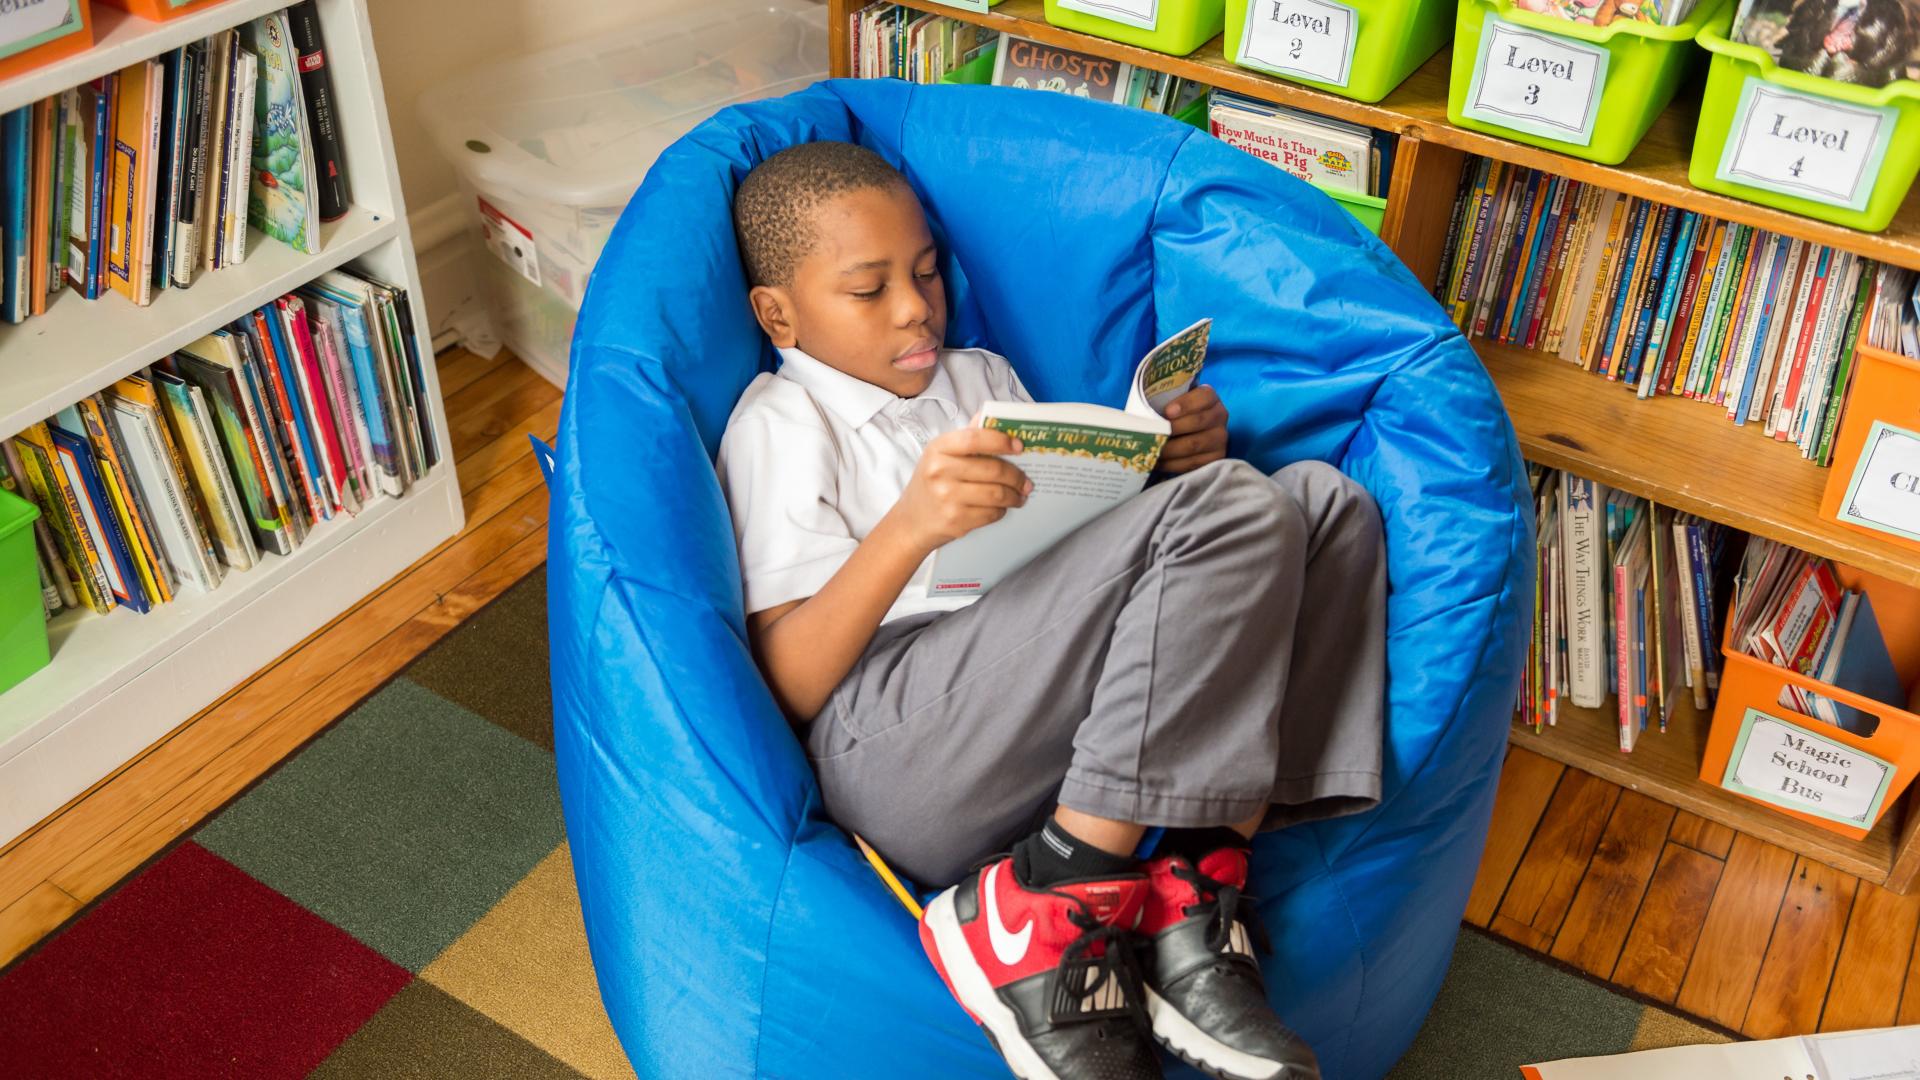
left=405, top=568, right=554, bottom=750
left=1389, top=930, right=1648, bottom=1079
left=312, top=981, right=583, bottom=1079
left=195, top=678, right=566, bottom=971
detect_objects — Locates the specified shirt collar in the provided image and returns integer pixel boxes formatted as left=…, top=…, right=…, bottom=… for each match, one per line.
left=775, top=346, right=955, bottom=428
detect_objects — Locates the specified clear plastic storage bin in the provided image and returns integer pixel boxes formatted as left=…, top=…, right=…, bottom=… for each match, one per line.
left=418, top=0, right=828, bottom=386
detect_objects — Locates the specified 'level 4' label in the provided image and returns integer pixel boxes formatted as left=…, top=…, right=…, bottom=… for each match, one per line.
left=1716, top=78, right=1898, bottom=212
left=1237, top=0, right=1357, bottom=89
left=1462, top=16, right=1608, bottom=147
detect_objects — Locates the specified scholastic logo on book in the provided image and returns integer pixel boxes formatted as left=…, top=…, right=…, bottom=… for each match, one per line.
left=933, top=581, right=982, bottom=593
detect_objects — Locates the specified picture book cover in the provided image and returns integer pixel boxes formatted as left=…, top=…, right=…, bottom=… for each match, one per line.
left=154, top=368, right=257, bottom=572
left=928, top=319, right=1208, bottom=596
left=1207, top=91, right=1374, bottom=195
left=241, top=13, right=320, bottom=255
left=989, top=33, right=1133, bottom=104
left=1732, top=0, right=1920, bottom=86
left=48, top=421, right=149, bottom=614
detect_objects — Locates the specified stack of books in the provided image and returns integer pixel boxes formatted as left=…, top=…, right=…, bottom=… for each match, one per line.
left=849, top=4, right=997, bottom=83
left=1730, top=540, right=1907, bottom=734
left=0, top=268, right=436, bottom=622
left=1207, top=90, right=1394, bottom=198
left=1434, top=160, right=1905, bottom=464
left=1519, top=464, right=1741, bottom=750
left=0, top=3, right=349, bottom=325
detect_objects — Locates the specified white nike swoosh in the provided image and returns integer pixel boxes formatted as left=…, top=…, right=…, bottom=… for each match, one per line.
left=983, top=862, right=1032, bottom=967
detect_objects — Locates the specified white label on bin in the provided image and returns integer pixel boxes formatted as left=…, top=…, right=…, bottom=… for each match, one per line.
left=1056, top=0, right=1161, bottom=31
left=1722, top=709, right=1894, bottom=827
left=1236, top=0, right=1356, bottom=89
left=1716, top=78, right=1898, bottom=212
left=1838, top=420, right=1920, bottom=545
left=0, top=0, right=79, bottom=60
left=1461, top=16, right=1608, bottom=147
left=478, top=196, right=541, bottom=288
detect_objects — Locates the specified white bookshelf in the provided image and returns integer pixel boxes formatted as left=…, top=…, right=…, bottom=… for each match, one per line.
left=0, top=0, right=464, bottom=846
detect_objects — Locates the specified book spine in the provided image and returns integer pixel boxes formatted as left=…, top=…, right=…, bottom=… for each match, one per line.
left=14, top=432, right=106, bottom=613
left=1799, top=254, right=1855, bottom=449
left=1, top=437, right=79, bottom=610
left=280, top=301, right=352, bottom=511
left=266, top=304, right=338, bottom=516
left=1542, top=186, right=1594, bottom=353
left=1657, top=220, right=1711, bottom=396
left=256, top=306, right=328, bottom=521
left=313, top=305, right=372, bottom=503
left=1615, top=557, right=1634, bottom=749
left=1637, top=211, right=1694, bottom=395
left=1622, top=207, right=1678, bottom=384
left=1598, top=201, right=1652, bottom=376
left=1523, top=179, right=1576, bottom=348
left=228, top=51, right=258, bottom=267
left=80, top=396, right=171, bottom=604
left=184, top=381, right=258, bottom=569
left=52, top=431, right=142, bottom=612
left=1678, top=222, right=1728, bottom=396
left=1775, top=247, right=1830, bottom=437
left=1734, top=238, right=1790, bottom=423
left=1491, top=172, right=1545, bottom=339
left=1577, top=195, right=1629, bottom=367
left=1815, top=264, right=1872, bottom=464
left=1433, top=160, right=1472, bottom=299
left=174, top=41, right=208, bottom=287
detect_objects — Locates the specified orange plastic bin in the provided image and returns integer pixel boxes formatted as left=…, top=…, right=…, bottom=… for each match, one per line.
left=0, top=0, right=91, bottom=83
left=1822, top=344, right=1920, bottom=555
left=93, top=0, right=226, bottom=21
left=1699, top=566, right=1920, bottom=839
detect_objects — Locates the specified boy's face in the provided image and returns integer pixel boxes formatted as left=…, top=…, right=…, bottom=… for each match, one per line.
left=748, top=184, right=948, bottom=398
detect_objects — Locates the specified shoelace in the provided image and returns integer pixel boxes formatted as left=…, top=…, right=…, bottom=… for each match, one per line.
left=1051, top=906, right=1152, bottom=1032
left=1171, top=860, right=1274, bottom=958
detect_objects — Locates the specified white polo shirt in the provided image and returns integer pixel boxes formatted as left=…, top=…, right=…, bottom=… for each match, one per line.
left=716, top=345, right=1033, bottom=624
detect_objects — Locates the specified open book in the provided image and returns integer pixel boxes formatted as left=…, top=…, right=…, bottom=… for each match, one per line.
left=1526, top=1024, right=1920, bottom=1079
left=926, top=318, right=1210, bottom=597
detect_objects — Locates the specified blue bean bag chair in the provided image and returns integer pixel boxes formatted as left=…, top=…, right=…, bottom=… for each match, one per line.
left=545, top=79, right=1532, bottom=1080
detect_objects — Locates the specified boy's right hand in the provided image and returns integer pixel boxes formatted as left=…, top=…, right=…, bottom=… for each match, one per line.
left=891, top=428, right=1032, bottom=551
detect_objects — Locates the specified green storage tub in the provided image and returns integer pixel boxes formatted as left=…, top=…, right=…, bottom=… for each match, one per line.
left=1689, top=27, right=1920, bottom=232
left=940, top=47, right=998, bottom=85
left=1171, top=88, right=1211, bottom=128
left=0, top=485, right=48, bottom=699
left=1223, top=0, right=1452, bottom=103
left=1319, top=182, right=1387, bottom=233
left=1446, top=0, right=1729, bottom=165
left=1041, top=0, right=1225, bottom=56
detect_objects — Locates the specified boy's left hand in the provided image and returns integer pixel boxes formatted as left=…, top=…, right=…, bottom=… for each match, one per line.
left=1158, top=385, right=1229, bottom=474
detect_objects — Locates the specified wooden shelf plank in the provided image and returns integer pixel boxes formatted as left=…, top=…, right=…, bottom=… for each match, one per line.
left=873, top=0, right=1920, bottom=270
left=0, top=207, right=398, bottom=442
left=1510, top=698, right=1898, bottom=884
left=1478, top=341, right=1920, bottom=588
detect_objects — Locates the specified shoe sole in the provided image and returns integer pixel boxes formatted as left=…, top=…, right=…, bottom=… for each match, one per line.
left=922, top=887, right=1062, bottom=1080
left=1146, top=987, right=1288, bottom=1080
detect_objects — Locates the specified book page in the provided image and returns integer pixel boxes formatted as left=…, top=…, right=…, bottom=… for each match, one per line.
left=1807, top=1025, right=1920, bottom=1079
left=1126, top=318, right=1210, bottom=417
left=1525, top=1036, right=1819, bottom=1079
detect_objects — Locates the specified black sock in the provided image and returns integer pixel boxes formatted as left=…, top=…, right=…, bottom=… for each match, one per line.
left=1013, top=818, right=1137, bottom=888
left=1159, top=826, right=1250, bottom=863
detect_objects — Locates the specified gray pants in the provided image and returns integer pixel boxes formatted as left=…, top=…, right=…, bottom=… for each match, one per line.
left=807, top=459, right=1387, bottom=888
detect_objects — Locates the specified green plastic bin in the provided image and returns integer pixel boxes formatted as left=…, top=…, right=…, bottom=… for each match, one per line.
left=1042, top=0, right=1225, bottom=56
left=940, top=47, right=998, bottom=85
left=0, top=485, right=48, bottom=699
left=1446, top=0, right=1729, bottom=165
left=1319, top=183, right=1387, bottom=232
left=1689, top=27, right=1920, bottom=232
left=1223, top=0, right=1452, bottom=103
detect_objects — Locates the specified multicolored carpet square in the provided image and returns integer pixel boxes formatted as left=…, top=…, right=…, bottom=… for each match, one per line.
left=0, top=567, right=1731, bottom=1078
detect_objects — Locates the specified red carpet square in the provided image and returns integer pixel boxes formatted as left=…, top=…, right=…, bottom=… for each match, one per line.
left=0, top=842, right=409, bottom=1078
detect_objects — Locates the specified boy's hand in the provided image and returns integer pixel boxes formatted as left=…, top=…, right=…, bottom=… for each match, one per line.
left=1159, top=385, right=1229, bottom=474
left=890, top=428, right=1032, bottom=551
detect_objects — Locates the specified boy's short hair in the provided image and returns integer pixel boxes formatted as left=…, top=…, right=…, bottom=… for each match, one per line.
left=732, top=141, right=910, bottom=288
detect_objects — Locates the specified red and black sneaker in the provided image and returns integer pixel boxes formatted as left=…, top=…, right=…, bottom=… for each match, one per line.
left=919, top=854, right=1163, bottom=1080
left=1137, top=847, right=1320, bottom=1080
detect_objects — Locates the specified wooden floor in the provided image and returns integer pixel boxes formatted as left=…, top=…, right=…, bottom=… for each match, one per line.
left=2, top=347, right=1916, bottom=1045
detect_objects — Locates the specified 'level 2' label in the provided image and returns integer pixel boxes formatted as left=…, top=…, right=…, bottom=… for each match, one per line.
left=1237, top=0, right=1357, bottom=89
left=1462, top=16, right=1608, bottom=147
left=1716, top=78, right=1898, bottom=211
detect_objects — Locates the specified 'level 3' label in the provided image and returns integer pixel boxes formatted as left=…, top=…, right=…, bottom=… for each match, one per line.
left=1462, top=16, right=1608, bottom=147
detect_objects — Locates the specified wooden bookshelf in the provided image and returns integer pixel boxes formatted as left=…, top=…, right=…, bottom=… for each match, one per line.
left=830, top=0, right=1920, bottom=890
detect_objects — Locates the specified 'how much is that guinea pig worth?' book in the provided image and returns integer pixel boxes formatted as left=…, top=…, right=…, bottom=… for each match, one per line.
left=927, top=318, right=1211, bottom=597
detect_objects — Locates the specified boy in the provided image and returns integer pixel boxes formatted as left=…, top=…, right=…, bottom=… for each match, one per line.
left=719, top=142, right=1385, bottom=1080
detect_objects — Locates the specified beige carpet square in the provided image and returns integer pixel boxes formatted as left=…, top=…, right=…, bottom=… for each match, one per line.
left=422, top=844, right=633, bottom=1080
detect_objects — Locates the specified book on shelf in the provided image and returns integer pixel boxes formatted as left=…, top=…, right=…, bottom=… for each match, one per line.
left=1434, top=158, right=1904, bottom=465
left=286, top=0, right=349, bottom=223
left=1519, top=466, right=1748, bottom=743
left=1206, top=90, right=1393, bottom=198
left=928, top=319, right=1208, bottom=597
left=989, top=32, right=1135, bottom=105
left=0, top=266, right=434, bottom=631
left=1731, top=0, right=1920, bottom=87
left=0, top=5, right=354, bottom=330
